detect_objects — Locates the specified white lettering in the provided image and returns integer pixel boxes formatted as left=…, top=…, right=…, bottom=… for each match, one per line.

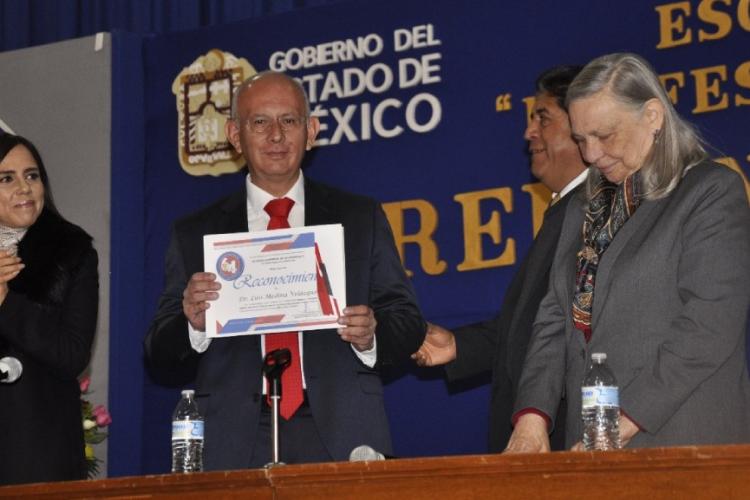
left=311, top=105, right=330, bottom=146
left=301, top=73, right=324, bottom=103
left=366, top=63, right=394, bottom=94
left=320, top=72, right=345, bottom=101
left=373, top=98, right=403, bottom=138
left=343, top=67, right=367, bottom=97
left=329, top=105, right=359, bottom=144
left=267, top=34, right=385, bottom=71
left=405, top=93, right=442, bottom=133
left=394, top=24, right=442, bottom=52
left=312, top=93, right=442, bottom=146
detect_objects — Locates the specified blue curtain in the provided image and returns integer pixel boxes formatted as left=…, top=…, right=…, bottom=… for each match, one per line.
left=0, top=0, right=347, bottom=52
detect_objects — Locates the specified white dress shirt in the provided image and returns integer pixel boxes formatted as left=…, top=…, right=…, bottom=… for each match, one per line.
left=550, top=169, right=589, bottom=203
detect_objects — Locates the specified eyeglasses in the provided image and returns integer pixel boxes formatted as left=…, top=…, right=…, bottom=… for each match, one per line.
left=241, top=114, right=307, bottom=134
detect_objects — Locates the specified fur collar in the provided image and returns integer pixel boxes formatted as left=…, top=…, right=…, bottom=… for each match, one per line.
left=11, top=209, right=93, bottom=306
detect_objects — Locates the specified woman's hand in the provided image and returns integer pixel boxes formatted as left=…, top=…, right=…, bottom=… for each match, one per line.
left=504, top=413, right=551, bottom=454
left=618, top=413, right=640, bottom=447
left=0, top=249, right=24, bottom=304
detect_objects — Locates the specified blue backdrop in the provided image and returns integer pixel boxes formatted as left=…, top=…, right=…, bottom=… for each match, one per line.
left=100, top=0, right=750, bottom=476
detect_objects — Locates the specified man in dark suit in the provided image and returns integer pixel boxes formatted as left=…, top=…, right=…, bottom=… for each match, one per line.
left=412, top=65, right=586, bottom=452
left=145, top=71, right=425, bottom=469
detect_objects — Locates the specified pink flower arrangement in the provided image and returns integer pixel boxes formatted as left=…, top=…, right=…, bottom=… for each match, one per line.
left=79, top=376, right=111, bottom=478
left=92, top=405, right=113, bottom=427
left=79, top=376, right=91, bottom=393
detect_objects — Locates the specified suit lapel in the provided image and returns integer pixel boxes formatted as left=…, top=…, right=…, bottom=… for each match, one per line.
left=505, top=193, right=569, bottom=356
left=304, top=177, right=337, bottom=226
left=217, top=189, right=249, bottom=234
left=300, top=177, right=338, bottom=379
left=556, top=193, right=587, bottom=351
left=590, top=198, right=662, bottom=333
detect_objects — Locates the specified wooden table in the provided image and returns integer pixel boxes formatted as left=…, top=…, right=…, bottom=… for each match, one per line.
left=2, top=444, right=750, bottom=499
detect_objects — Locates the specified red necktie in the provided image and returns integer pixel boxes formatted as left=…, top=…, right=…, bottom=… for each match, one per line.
left=263, top=197, right=304, bottom=420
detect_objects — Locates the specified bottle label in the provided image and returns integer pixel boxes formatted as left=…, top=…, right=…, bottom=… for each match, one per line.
left=581, top=386, right=619, bottom=409
left=172, top=420, right=205, bottom=441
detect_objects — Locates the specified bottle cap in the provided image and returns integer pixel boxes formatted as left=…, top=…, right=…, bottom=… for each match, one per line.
left=181, top=389, right=195, bottom=397
left=591, top=352, right=607, bottom=362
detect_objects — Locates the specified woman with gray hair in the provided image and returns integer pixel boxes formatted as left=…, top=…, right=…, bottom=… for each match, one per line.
left=506, top=53, right=750, bottom=452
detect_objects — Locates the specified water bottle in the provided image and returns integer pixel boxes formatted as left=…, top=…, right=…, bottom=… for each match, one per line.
left=581, top=352, right=621, bottom=450
left=171, top=389, right=204, bottom=472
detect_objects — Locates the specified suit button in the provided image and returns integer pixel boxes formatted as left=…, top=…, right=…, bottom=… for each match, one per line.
left=252, top=393, right=261, bottom=403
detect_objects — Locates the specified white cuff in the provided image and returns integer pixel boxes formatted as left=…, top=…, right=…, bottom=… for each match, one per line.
left=351, top=336, right=377, bottom=368
left=188, top=322, right=212, bottom=353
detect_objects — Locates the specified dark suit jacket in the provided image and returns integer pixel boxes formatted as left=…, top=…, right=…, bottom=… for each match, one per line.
left=0, top=209, right=98, bottom=485
left=145, top=176, right=426, bottom=470
left=445, top=186, right=581, bottom=452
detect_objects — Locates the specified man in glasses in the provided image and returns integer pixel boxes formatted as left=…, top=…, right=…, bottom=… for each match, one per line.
left=146, top=71, right=425, bottom=469
left=412, top=65, right=587, bottom=452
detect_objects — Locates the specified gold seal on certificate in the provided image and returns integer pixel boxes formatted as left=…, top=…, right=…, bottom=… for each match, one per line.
left=203, top=224, right=346, bottom=338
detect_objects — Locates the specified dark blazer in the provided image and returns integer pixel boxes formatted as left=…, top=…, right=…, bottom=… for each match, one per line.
left=0, top=209, right=99, bottom=485
left=515, top=162, right=750, bottom=447
left=445, top=185, right=581, bottom=452
left=145, top=176, right=426, bottom=470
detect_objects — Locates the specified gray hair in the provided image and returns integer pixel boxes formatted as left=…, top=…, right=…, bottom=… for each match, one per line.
left=566, top=53, right=707, bottom=199
left=230, top=70, right=311, bottom=120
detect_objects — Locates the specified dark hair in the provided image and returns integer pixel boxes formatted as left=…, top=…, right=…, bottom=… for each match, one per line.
left=535, top=65, right=584, bottom=109
left=0, top=133, right=60, bottom=216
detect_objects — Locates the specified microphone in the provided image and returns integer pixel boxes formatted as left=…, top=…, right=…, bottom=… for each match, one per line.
left=262, top=348, right=292, bottom=379
left=0, top=356, right=22, bottom=383
left=262, top=348, right=291, bottom=397
left=349, top=444, right=386, bottom=462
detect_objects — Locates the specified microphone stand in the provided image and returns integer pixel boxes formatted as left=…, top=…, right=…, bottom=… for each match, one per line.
left=262, top=348, right=291, bottom=467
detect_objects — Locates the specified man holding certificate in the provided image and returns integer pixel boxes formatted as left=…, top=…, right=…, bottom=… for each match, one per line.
left=145, top=71, right=426, bottom=469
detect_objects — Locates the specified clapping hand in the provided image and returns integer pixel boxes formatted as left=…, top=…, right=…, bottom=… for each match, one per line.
left=0, top=249, right=24, bottom=304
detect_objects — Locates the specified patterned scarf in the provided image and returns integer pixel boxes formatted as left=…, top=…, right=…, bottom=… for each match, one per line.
left=0, top=224, right=27, bottom=256
left=572, top=171, right=642, bottom=342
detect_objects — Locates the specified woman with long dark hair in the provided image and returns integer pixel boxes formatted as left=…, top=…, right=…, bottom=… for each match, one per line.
left=0, top=134, right=99, bottom=484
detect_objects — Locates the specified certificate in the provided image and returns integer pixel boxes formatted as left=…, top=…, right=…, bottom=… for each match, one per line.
left=203, top=224, right=346, bottom=338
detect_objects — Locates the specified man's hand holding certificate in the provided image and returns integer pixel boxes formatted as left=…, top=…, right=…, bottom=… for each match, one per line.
left=203, top=224, right=346, bottom=338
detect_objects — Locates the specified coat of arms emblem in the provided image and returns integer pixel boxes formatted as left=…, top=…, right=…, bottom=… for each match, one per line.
left=172, top=49, right=256, bottom=176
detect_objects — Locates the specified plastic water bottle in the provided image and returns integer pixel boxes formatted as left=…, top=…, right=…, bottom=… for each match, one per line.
left=171, top=389, right=204, bottom=472
left=581, top=353, right=621, bottom=450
